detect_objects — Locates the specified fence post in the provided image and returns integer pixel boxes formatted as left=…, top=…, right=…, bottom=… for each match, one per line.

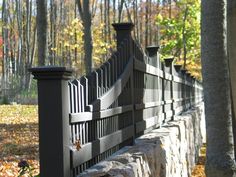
left=146, top=46, right=162, bottom=125
left=181, top=69, right=187, bottom=111
left=112, top=23, right=134, bottom=56
left=112, top=23, right=136, bottom=141
left=146, top=46, right=160, bottom=67
left=164, top=58, right=174, bottom=120
left=186, top=72, right=191, bottom=109
left=29, top=66, right=73, bottom=177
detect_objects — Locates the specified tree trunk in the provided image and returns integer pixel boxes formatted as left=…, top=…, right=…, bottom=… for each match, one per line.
left=227, top=0, right=236, bottom=159
left=145, top=0, right=149, bottom=47
left=182, top=6, right=188, bottom=69
left=76, top=0, right=93, bottom=74
left=36, top=0, right=47, bottom=66
left=83, top=8, right=93, bottom=73
left=2, top=0, right=8, bottom=96
left=201, top=0, right=236, bottom=176
left=118, top=0, right=124, bottom=22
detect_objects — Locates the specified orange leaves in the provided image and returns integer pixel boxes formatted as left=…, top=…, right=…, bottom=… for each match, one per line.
left=74, top=139, right=82, bottom=151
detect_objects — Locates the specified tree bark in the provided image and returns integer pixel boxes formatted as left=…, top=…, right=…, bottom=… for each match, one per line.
left=2, top=0, right=8, bottom=95
left=118, top=0, right=124, bottom=22
left=182, top=6, right=188, bottom=69
left=227, top=0, right=236, bottom=159
left=76, top=0, right=93, bottom=74
left=145, top=0, right=149, bottom=47
left=201, top=0, right=236, bottom=176
left=36, top=0, right=47, bottom=66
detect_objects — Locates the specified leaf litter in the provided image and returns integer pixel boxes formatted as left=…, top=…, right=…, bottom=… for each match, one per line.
left=190, top=144, right=206, bottom=177
left=0, top=105, right=39, bottom=177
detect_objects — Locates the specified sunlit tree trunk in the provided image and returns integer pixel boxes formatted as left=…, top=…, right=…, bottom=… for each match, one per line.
left=201, top=0, right=236, bottom=176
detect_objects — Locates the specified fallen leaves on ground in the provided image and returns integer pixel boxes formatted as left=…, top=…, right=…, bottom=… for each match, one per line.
left=0, top=105, right=39, bottom=177
left=191, top=144, right=206, bottom=177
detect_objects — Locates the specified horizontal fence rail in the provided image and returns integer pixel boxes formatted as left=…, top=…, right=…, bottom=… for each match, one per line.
left=30, top=23, right=203, bottom=177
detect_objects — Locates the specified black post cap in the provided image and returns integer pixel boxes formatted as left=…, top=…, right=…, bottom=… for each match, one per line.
left=186, top=72, right=191, bottom=77
left=112, top=23, right=134, bottom=49
left=112, top=23, right=134, bottom=31
left=29, top=66, right=73, bottom=80
left=146, top=46, right=159, bottom=57
left=164, top=58, right=174, bottom=67
left=174, top=64, right=182, bottom=72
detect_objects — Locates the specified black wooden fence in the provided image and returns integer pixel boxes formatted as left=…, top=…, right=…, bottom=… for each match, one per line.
left=30, top=23, right=203, bottom=177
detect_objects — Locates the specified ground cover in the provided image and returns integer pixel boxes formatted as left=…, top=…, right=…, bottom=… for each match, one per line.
left=191, top=144, right=206, bottom=177
left=0, top=105, right=39, bottom=177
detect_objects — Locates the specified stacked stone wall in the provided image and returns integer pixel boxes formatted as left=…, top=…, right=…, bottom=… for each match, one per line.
left=79, top=104, right=205, bottom=177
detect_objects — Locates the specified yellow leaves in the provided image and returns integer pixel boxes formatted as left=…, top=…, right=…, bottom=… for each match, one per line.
left=71, top=18, right=79, bottom=26
left=63, top=28, right=68, bottom=33
left=190, top=144, right=206, bottom=177
left=51, top=47, right=57, bottom=51
left=0, top=105, right=38, bottom=124
left=64, top=42, right=70, bottom=47
left=56, top=17, right=115, bottom=68
left=74, top=44, right=80, bottom=49
left=156, top=14, right=163, bottom=22
left=176, top=59, right=202, bottom=80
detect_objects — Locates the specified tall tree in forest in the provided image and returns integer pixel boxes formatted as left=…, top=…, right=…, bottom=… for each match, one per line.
left=145, top=0, right=149, bottom=46
left=227, top=0, right=236, bottom=158
left=2, top=0, right=8, bottom=94
left=201, top=0, right=236, bottom=176
left=24, top=0, right=37, bottom=90
left=36, top=0, right=47, bottom=66
left=118, top=0, right=125, bottom=22
left=76, top=0, right=93, bottom=74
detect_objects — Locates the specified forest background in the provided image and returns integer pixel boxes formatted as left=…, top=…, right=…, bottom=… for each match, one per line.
left=0, top=0, right=201, bottom=104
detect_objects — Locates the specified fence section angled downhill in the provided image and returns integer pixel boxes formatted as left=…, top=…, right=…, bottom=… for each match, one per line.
left=30, top=23, right=203, bottom=177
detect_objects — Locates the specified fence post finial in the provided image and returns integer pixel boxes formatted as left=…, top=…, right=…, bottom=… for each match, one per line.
left=164, top=58, right=174, bottom=67
left=174, top=64, right=182, bottom=72
left=146, top=45, right=160, bottom=67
